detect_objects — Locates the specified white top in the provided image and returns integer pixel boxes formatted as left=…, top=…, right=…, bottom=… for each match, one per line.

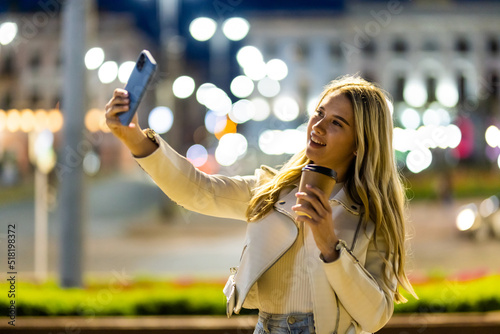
left=257, top=183, right=344, bottom=314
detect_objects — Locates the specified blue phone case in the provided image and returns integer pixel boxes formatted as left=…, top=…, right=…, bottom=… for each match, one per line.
left=119, top=50, right=157, bottom=126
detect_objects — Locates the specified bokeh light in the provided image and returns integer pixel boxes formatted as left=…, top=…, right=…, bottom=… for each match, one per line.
left=230, top=75, right=254, bottom=98
left=250, top=97, right=271, bottom=121
left=85, top=47, right=105, bottom=70
left=203, top=87, right=232, bottom=116
left=258, top=128, right=306, bottom=155
left=6, top=109, right=21, bottom=132
left=257, top=77, right=280, bottom=98
left=479, top=196, right=499, bottom=218
left=189, top=17, right=217, bottom=41
left=222, top=17, right=250, bottom=41
left=204, top=110, right=228, bottom=134
left=404, top=80, right=427, bottom=108
left=400, top=108, right=421, bottom=130
left=445, top=124, right=462, bottom=149
left=0, top=22, right=18, bottom=45
left=423, top=108, right=440, bottom=126
left=196, top=83, right=216, bottom=105
left=266, top=59, right=288, bottom=81
left=393, top=125, right=462, bottom=153
left=34, top=129, right=54, bottom=156
left=85, top=108, right=103, bottom=133
left=215, top=118, right=237, bottom=140
left=229, top=99, right=255, bottom=124
left=83, top=151, right=101, bottom=176
left=98, top=61, right=118, bottom=84
left=273, top=96, right=300, bottom=122
left=485, top=125, right=500, bottom=148
left=34, top=109, right=49, bottom=131
left=436, top=80, right=459, bottom=108
left=148, top=106, right=174, bottom=134
left=406, top=147, right=432, bottom=173
left=307, top=98, right=319, bottom=117
left=34, top=130, right=56, bottom=174
left=456, top=206, right=477, bottom=231
left=243, top=61, right=267, bottom=81
left=393, top=127, right=416, bottom=152
left=186, top=144, right=208, bottom=167
left=20, top=109, right=35, bottom=133
left=237, top=46, right=264, bottom=68
left=118, top=61, right=135, bottom=83
left=47, top=109, right=63, bottom=132
left=215, top=133, right=248, bottom=166
left=173, top=75, right=196, bottom=99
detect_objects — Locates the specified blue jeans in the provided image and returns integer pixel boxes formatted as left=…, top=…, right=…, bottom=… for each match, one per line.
left=253, top=311, right=316, bottom=334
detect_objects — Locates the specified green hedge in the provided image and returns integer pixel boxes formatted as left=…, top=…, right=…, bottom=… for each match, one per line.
left=1, top=279, right=228, bottom=316
left=2, top=275, right=500, bottom=316
left=396, top=274, right=500, bottom=314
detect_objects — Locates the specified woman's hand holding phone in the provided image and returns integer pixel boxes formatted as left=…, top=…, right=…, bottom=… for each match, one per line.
left=105, top=88, right=158, bottom=157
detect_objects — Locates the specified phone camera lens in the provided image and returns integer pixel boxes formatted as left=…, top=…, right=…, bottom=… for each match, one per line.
left=137, top=54, right=145, bottom=70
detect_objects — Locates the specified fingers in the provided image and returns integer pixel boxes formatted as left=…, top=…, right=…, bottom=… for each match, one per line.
left=296, top=186, right=329, bottom=212
left=292, top=186, right=331, bottom=222
left=105, top=90, right=130, bottom=118
left=113, top=88, right=129, bottom=98
left=106, top=100, right=129, bottom=117
left=305, top=185, right=331, bottom=210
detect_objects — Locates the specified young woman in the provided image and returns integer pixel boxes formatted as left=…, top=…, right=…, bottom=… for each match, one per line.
left=105, top=75, right=416, bottom=334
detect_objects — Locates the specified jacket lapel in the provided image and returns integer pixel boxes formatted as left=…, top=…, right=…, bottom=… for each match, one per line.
left=233, top=189, right=299, bottom=312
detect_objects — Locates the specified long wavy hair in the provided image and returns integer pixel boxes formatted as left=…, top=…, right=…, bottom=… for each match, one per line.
left=246, top=75, right=416, bottom=303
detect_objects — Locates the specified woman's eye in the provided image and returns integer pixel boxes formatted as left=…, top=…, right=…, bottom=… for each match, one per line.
left=315, top=110, right=324, bottom=117
left=333, top=120, right=342, bottom=127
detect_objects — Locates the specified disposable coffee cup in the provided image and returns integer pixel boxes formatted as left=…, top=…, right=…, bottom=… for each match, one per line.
left=296, top=164, right=337, bottom=218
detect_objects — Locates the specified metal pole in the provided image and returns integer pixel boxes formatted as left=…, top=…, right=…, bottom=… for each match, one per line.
left=59, top=0, right=88, bottom=288
left=34, top=166, right=48, bottom=282
left=209, top=28, right=230, bottom=91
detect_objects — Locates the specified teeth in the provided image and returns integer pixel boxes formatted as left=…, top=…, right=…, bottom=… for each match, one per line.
left=311, top=137, right=326, bottom=146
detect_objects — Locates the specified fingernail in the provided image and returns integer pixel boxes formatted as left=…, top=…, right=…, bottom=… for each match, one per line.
left=306, top=184, right=312, bottom=188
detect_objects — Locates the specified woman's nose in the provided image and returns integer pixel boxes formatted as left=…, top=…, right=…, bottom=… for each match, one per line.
left=312, top=119, right=326, bottom=135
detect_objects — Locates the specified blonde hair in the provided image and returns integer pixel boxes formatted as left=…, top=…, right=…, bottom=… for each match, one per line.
left=246, top=75, right=416, bottom=303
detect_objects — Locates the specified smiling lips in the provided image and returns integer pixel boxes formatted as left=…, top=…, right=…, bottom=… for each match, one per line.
left=310, top=131, right=326, bottom=146
left=310, top=133, right=326, bottom=146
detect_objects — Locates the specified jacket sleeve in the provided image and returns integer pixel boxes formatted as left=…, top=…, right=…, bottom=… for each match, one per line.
left=134, top=136, right=257, bottom=221
left=322, top=231, right=396, bottom=333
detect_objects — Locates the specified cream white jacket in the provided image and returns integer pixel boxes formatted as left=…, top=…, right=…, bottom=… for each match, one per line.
left=135, top=136, right=397, bottom=334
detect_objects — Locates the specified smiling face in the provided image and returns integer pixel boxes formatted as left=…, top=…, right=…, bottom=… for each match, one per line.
left=306, top=91, right=357, bottom=181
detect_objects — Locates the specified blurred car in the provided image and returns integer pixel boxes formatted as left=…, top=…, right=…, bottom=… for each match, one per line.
left=456, top=195, right=500, bottom=241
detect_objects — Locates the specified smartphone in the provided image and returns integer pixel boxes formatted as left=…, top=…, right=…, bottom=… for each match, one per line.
left=118, top=50, right=157, bottom=126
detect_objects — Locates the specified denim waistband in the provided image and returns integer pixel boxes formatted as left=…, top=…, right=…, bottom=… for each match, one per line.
left=258, top=311, right=315, bottom=333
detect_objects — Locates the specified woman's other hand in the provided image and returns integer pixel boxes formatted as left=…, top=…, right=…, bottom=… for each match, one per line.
left=292, top=184, right=340, bottom=262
